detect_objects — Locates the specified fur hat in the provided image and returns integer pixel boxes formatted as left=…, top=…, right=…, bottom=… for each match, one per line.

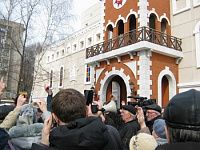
left=144, top=104, right=161, bottom=113
left=17, top=104, right=38, bottom=125
left=129, top=133, right=158, bottom=150
left=164, top=89, right=200, bottom=130
left=0, top=127, right=9, bottom=149
left=122, top=105, right=137, bottom=115
left=153, top=119, right=166, bottom=139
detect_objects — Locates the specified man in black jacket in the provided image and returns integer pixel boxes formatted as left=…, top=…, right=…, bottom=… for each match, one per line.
left=119, top=105, right=140, bottom=150
left=144, top=104, right=162, bottom=133
left=32, top=88, right=122, bottom=150
left=156, top=89, right=200, bottom=150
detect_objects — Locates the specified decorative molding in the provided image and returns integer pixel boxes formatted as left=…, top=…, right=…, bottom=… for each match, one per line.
left=105, top=59, right=110, bottom=65
left=124, top=61, right=137, bottom=79
left=98, top=67, right=131, bottom=105
left=69, top=64, right=79, bottom=81
left=115, top=56, right=121, bottom=62
left=157, top=67, right=177, bottom=106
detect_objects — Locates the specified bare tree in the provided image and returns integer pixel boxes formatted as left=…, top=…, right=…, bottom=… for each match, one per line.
left=0, top=0, right=76, bottom=100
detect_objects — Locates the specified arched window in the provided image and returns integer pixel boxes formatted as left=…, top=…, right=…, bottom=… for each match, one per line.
left=129, top=15, right=136, bottom=31
left=50, top=69, right=53, bottom=88
left=85, top=64, right=91, bottom=83
left=129, top=15, right=136, bottom=44
left=108, top=25, right=113, bottom=40
left=149, top=14, right=156, bottom=30
left=59, top=66, right=64, bottom=87
left=118, top=20, right=124, bottom=35
left=149, top=14, right=156, bottom=42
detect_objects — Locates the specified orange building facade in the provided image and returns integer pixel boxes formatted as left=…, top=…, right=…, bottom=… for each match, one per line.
left=85, top=0, right=183, bottom=108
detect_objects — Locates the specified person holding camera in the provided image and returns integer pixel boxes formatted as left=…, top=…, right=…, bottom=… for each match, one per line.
left=119, top=105, right=140, bottom=150
left=32, top=88, right=122, bottom=150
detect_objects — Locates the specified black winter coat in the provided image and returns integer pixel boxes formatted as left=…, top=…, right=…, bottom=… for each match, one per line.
left=155, top=142, right=200, bottom=150
left=119, top=119, right=140, bottom=150
left=32, top=116, right=122, bottom=150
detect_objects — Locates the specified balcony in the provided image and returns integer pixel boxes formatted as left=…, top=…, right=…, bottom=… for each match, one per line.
left=86, top=27, right=182, bottom=59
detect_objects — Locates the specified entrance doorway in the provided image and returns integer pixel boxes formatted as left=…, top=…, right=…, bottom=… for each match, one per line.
left=106, top=75, right=127, bottom=108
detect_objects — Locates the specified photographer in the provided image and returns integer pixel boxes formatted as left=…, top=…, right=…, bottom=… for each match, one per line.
left=32, top=88, right=122, bottom=150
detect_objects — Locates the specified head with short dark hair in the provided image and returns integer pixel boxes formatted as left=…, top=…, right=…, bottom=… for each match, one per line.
left=50, top=88, right=86, bottom=123
left=164, top=89, right=200, bottom=143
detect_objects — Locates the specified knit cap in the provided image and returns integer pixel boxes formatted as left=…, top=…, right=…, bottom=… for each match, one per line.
left=129, top=133, right=158, bottom=150
left=153, top=119, right=166, bottom=139
left=17, top=104, right=38, bottom=125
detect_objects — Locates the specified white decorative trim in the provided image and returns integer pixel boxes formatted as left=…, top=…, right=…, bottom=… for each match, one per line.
left=148, top=8, right=159, bottom=21
left=158, top=67, right=177, bottom=106
left=105, top=59, right=110, bottom=65
left=193, top=21, right=200, bottom=68
left=69, top=64, right=79, bottom=81
left=115, top=56, right=121, bottom=62
left=159, top=13, right=171, bottom=26
left=128, top=52, right=134, bottom=59
left=96, top=68, right=105, bottom=84
left=138, top=0, right=149, bottom=27
left=172, top=0, right=191, bottom=15
left=95, top=61, right=100, bottom=67
left=126, top=9, right=138, bottom=22
left=137, top=50, right=152, bottom=98
left=114, top=15, right=126, bottom=27
left=124, top=61, right=137, bottom=79
left=105, top=20, right=115, bottom=31
left=193, top=0, right=200, bottom=7
left=98, top=67, right=131, bottom=105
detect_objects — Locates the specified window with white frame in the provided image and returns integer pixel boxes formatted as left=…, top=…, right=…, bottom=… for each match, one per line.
left=85, top=64, right=91, bottom=83
left=79, top=40, right=84, bottom=50
left=56, top=51, right=59, bottom=58
left=172, top=0, right=190, bottom=14
left=67, top=46, right=71, bottom=54
left=193, top=0, right=200, bottom=7
left=47, top=56, right=50, bottom=62
left=61, top=49, right=65, bottom=56
left=72, top=43, right=77, bottom=52
left=52, top=54, right=54, bottom=60
left=59, top=66, right=64, bottom=87
left=194, top=22, right=200, bottom=68
left=96, top=33, right=101, bottom=43
left=87, top=37, right=92, bottom=46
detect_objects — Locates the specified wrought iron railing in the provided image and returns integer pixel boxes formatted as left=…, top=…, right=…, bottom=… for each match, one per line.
left=86, top=27, right=182, bottom=58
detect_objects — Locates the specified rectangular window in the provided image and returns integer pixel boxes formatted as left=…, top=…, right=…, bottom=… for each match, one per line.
left=172, top=0, right=190, bottom=14
left=50, top=70, right=53, bottom=88
left=86, top=64, right=91, bottom=83
left=59, top=66, right=64, bottom=87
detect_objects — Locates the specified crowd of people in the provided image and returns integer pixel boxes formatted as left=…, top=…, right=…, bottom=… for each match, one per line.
left=0, top=76, right=200, bottom=150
